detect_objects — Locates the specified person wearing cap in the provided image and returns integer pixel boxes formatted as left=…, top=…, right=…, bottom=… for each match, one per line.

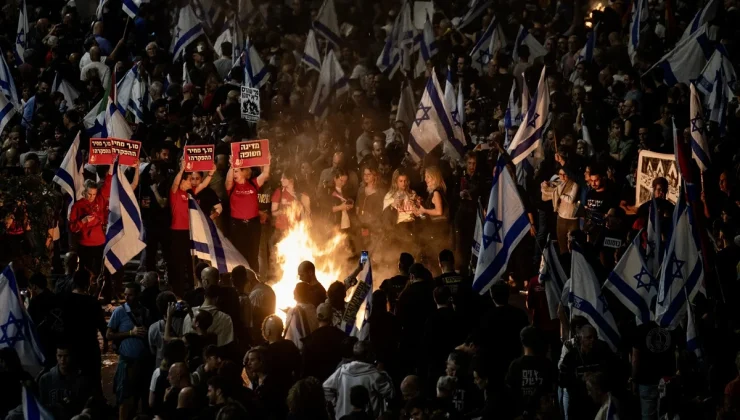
left=302, top=302, right=347, bottom=382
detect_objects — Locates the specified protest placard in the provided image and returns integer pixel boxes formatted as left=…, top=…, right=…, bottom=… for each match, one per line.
left=89, top=138, right=113, bottom=165
left=636, top=150, right=681, bottom=206
left=109, top=138, right=142, bottom=166
left=240, top=86, right=260, bottom=123
left=231, top=140, right=270, bottom=168
left=183, top=145, right=215, bottom=171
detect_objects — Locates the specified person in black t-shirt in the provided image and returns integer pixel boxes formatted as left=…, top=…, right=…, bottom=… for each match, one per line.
left=297, top=261, right=328, bottom=308
left=379, top=252, right=414, bottom=313
left=583, top=171, right=618, bottom=247
left=139, top=162, right=171, bottom=272
left=506, top=326, right=555, bottom=418
left=631, top=321, right=679, bottom=420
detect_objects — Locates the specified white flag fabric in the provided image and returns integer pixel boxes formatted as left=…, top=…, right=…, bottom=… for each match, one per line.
left=16, top=0, right=28, bottom=64
left=507, top=66, right=549, bottom=165
left=689, top=83, right=711, bottom=171
left=214, top=25, right=233, bottom=59
left=695, top=46, right=737, bottom=99
left=189, top=195, right=250, bottom=272
left=686, top=300, right=702, bottom=359
left=574, top=23, right=598, bottom=66
left=308, top=50, right=348, bottom=120
left=0, top=266, right=45, bottom=376
left=244, top=38, right=270, bottom=89
left=646, top=23, right=713, bottom=87
left=191, top=0, right=223, bottom=33
left=655, top=191, right=704, bottom=329
left=454, top=0, right=493, bottom=30
left=302, top=29, right=321, bottom=72
left=115, top=65, right=138, bottom=116
left=105, top=74, right=133, bottom=139
left=129, top=66, right=149, bottom=123
left=341, top=260, right=373, bottom=339
left=512, top=25, right=547, bottom=64
left=53, top=131, right=85, bottom=217
left=569, top=243, right=621, bottom=352
left=170, top=5, right=204, bottom=61
left=104, top=160, right=146, bottom=273
left=84, top=96, right=107, bottom=137
left=628, top=0, right=647, bottom=64
left=0, top=92, right=17, bottom=136
left=122, top=0, right=145, bottom=18
left=408, top=72, right=463, bottom=162
left=679, top=0, right=719, bottom=43
left=313, top=0, right=341, bottom=47
left=443, top=67, right=465, bottom=149
left=504, top=82, right=521, bottom=149
left=22, top=385, right=55, bottom=420
left=539, top=238, right=567, bottom=320
left=473, top=156, right=531, bottom=294
left=52, top=73, right=80, bottom=108
left=645, top=198, right=662, bottom=277
left=472, top=206, right=483, bottom=259
left=470, top=17, right=505, bottom=74
left=396, top=81, right=416, bottom=128
left=606, top=395, right=620, bottom=420
left=604, top=233, right=656, bottom=324
left=708, top=64, right=728, bottom=129
left=376, top=2, right=415, bottom=79
left=414, top=14, right=437, bottom=77
left=0, top=48, right=20, bottom=107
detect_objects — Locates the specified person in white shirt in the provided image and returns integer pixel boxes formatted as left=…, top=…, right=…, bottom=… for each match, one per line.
left=80, top=46, right=110, bottom=88
left=183, top=285, right=234, bottom=347
left=284, top=282, right=319, bottom=350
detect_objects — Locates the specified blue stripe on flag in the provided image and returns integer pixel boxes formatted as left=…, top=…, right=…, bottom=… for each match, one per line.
left=313, top=21, right=342, bottom=47
left=427, top=81, right=464, bottom=156
left=407, top=133, right=426, bottom=159
left=606, top=271, right=652, bottom=323
left=173, top=24, right=203, bottom=58
left=25, top=389, right=40, bottom=420
left=122, top=0, right=138, bottom=16
left=106, top=249, right=124, bottom=271
left=691, top=140, right=711, bottom=169
left=659, top=261, right=703, bottom=327
left=472, top=214, right=530, bottom=292
left=106, top=219, right=124, bottom=243
left=302, top=54, right=320, bottom=69
left=510, top=127, right=545, bottom=159
left=570, top=292, right=622, bottom=348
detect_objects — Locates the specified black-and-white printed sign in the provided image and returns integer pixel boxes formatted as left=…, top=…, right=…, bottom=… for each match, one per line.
left=636, top=150, right=681, bottom=206
left=240, top=86, right=260, bottom=123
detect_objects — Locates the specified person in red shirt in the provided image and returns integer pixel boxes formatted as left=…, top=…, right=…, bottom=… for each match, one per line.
left=271, top=168, right=310, bottom=240
left=170, top=159, right=214, bottom=296
left=226, top=161, right=270, bottom=272
left=69, top=170, right=113, bottom=281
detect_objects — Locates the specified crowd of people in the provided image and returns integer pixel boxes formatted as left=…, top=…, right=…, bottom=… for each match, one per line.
left=1, top=0, right=740, bottom=419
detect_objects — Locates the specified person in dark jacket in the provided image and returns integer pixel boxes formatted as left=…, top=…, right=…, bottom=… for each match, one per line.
left=423, top=286, right=464, bottom=384
left=396, top=263, right=436, bottom=377
left=302, top=303, right=346, bottom=381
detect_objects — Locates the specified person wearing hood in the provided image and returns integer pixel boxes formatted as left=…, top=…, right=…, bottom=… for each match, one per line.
left=323, top=340, right=394, bottom=419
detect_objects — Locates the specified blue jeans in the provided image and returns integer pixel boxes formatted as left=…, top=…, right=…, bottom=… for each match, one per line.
left=559, top=387, right=570, bottom=420
left=638, top=384, right=659, bottom=420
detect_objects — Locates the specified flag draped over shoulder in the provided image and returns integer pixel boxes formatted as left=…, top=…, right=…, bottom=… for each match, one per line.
left=104, top=160, right=146, bottom=274
left=189, top=195, right=249, bottom=272
left=569, top=243, right=621, bottom=351
left=473, top=156, right=530, bottom=294
left=0, top=266, right=45, bottom=376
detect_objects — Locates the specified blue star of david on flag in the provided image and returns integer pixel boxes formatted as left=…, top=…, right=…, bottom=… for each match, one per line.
left=669, top=253, right=685, bottom=281
left=527, top=112, right=539, bottom=128
left=481, top=207, right=503, bottom=249
left=451, top=109, right=460, bottom=126
left=0, top=311, right=25, bottom=347
left=633, top=266, right=656, bottom=291
left=475, top=48, right=491, bottom=66
left=690, top=113, right=704, bottom=134
left=16, top=30, right=25, bottom=47
left=414, top=103, right=432, bottom=127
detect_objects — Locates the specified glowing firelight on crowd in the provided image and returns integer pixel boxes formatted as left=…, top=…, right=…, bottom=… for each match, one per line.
left=271, top=203, right=347, bottom=322
left=585, top=2, right=605, bottom=28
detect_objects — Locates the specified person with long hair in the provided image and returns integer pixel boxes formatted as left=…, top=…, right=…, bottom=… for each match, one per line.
left=225, top=162, right=270, bottom=272
left=416, top=166, right=450, bottom=263
left=382, top=168, right=420, bottom=255
left=356, top=163, right=387, bottom=252
left=272, top=167, right=311, bottom=239
left=327, top=168, right=354, bottom=234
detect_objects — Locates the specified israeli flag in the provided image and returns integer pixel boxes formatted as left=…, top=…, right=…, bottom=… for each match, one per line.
left=454, top=0, right=493, bottom=30
left=575, top=23, right=598, bottom=65
left=22, top=385, right=54, bottom=420
left=0, top=48, right=20, bottom=107
left=708, top=65, right=727, bottom=131
left=105, top=73, right=133, bottom=139
left=312, top=0, right=341, bottom=48
left=679, top=0, right=719, bottom=43
left=52, top=72, right=80, bottom=107
left=170, top=5, right=204, bottom=61
left=646, top=23, right=713, bottom=87
left=0, top=92, right=16, bottom=135
left=689, top=83, right=711, bottom=171
left=521, top=73, right=531, bottom=119
left=569, top=242, right=621, bottom=351
left=628, top=0, right=647, bottom=65
left=512, top=25, right=547, bottom=64
left=655, top=187, right=704, bottom=329
left=104, top=160, right=146, bottom=274
left=84, top=105, right=108, bottom=138
left=414, top=14, right=437, bottom=78
left=472, top=205, right=484, bottom=259
left=130, top=67, right=149, bottom=124
left=443, top=66, right=465, bottom=149
left=244, top=37, right=270, bottom=89
left=308, top=50, right=348, bottom=120
left=396, top=81, right=416, bottom=128
left=408, top=72, right=463, bottom=162
left=342, top=260, right=373, bottom=339
left=504, top=83, right=521, bottom=148
left=302, top=29, right=321, bottom=72
left=214, top=22, right=233, bottom=58
left=376, top=2, right=415, bottom=79
left=0, top=266, right=45, bottom=376
left=604, top=233, right=656, bottom=324
left=473, top=156, right=531, bottom=294
left=606, top=395, right=620, bottom=420
left=470, top=17, right=505, bottom=74
left=646, top=198, right=662, bottom=277
left=122, top=0, right=145, bottom=18
left=53, top=131, right=85, bottom=217
left=189, top=195, right=249, bottom=272
left=539, top=238, right=567, bottom=320
left=191, top=0, right=223, bottom=33
left=686, top=299, right=702, bottom=359
left=695, top=46, right=736, bottom=99
left=115, top=65, right=137, bottom=116
left=508, top=66, right=549, bottom=165
left=15, top=0, right=28, bottom=64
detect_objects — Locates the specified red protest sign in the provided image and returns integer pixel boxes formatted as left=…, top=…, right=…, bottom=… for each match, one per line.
left=184, top=145, right=215, bottom=171
left=89, top=138, right=114, bottom=165
left=231, top=140, right=271, bottom=168
left=109, top=138, right=142, bottom=166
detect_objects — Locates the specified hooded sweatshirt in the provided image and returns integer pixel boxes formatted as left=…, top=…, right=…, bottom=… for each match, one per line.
left=323, top=361, right=394, bottom=419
